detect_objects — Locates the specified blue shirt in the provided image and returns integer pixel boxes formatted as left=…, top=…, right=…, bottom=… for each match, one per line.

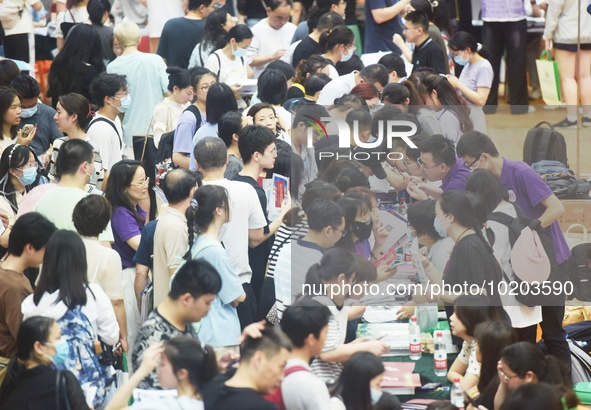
left=364, top=0, right=404, bottom=53
left=134, top=220, right=158, bottom=269
left=191, top=236, right=243, bottom=347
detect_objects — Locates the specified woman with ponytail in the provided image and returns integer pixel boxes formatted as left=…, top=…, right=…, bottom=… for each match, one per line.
left=0, top=316, right=90, bottom=410
left=417, top=191, right=505, bottom=317
left=205, top=24, right=254, bottom=86
left=446, top=31, right=493, bottom=133
left=185, top=184, right=245, bottom=351
left=305, top=248, right=390, bottom=385
left=319, top=25, right=356, bottom=80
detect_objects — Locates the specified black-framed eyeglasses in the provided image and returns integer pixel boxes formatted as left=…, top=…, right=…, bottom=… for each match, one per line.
left=417, top=157, right=441, bottom=170
left=498, top=368, right=520, bottom=383
left=463, top=155, right=481, bottom=169
left=332, top=226, right=347, bottom=238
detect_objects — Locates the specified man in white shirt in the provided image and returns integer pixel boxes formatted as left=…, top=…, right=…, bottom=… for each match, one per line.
left=193, top=137, right=267, bottom=327
left=247, top=0, right=297, bottom=78
left=317, top=64, right=389, bottom=106
left=279, top=299, right=332, bottom=410
left=88, top=72, right=125, bottom=189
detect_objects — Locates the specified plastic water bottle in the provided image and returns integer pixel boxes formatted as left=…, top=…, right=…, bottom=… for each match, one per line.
left=434, top=331, right=448, bottom=377
left=450, top=377, right=465, bottom=409
left=408, top=316, right=422, bottom=360
left=398, top=196, right=407, bottom=215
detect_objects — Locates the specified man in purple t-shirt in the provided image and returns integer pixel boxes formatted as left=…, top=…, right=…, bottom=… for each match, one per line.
left=409, top=134, right=470, bottom=198
left=457, top=131, right=571, bottom=370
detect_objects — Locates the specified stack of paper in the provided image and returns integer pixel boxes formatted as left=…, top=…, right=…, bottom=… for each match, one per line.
left=381, top=362, right=422, bottom=395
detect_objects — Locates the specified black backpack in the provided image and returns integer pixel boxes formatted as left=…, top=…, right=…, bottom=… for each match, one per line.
left=523, top=121, right=568, bottom=166
left=155, top=105, right=202, bottom=165
left=567, top=243, right=591, bottom=301
left=488, top=204, right=558, bottom=306
left=532, top=160, right=591, bottom=199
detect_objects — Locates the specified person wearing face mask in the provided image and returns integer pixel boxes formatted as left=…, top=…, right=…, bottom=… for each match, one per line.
left=205, top=25, right=254, bottom=88
left=186, top=184, right=246, bottom=353
left=11, top=75, right=63, bottom=167
left=329, top=350, right=392, bottom=409
left=0, top=316, right=90, bottom=410
left=88, top=73, right=126, bottom=190
left=446, top=31, right=493, bottom=133
left=320, top=25, right=356, bottom=80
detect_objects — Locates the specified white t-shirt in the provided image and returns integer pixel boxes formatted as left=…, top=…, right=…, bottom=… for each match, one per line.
left=248, top=18, right=297, bottom=78
left=202, top=179, right=267, bottom=283
left=282, top=359, right=331, bottom=410
left=428, top=237, right=455, bottom=273
left=55, top=7, right=89, bottom=38
left=4, top=0, right=37, bottom=36
left=86, top=114, right=123, bottom=171
left=146, top=0, right=184, bottom=38
left=487, top=202, right=543, bottom=328
left=317, top=71, right=358, bottom=106
left=205, top=50, right=248, bottom=85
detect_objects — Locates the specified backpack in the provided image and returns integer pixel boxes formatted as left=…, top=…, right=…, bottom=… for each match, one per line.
left=567, top=243, right=591, bottom=301
left=263, top=366, right=311, bottom=410
left=532, top=160, right=591, bottom=199
left=488, top=204, right=557, bottom=306
left=523, top=121, right=568, bottom=167
left=57, top=306, right=110, bottom=408
left=0, top=2, right=22, bottom=31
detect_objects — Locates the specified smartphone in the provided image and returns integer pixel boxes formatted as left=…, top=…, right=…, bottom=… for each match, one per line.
left=421, top=382, right=442, bottom=390
left=464, top=391, right=478, bottom=407
left=21, top=124, right=34, bottom=136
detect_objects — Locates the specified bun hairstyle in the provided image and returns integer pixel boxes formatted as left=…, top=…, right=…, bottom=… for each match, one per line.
left=319, top=25, right=355, bottom=52
left=448, top=31, right=489, bottom=59
left=166, top=67, right=192, bottom=92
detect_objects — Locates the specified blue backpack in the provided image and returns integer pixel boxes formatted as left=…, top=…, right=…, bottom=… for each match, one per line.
left=57, top=307, right=110, bottom=408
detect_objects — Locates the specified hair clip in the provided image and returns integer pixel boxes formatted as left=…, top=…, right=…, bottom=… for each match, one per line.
left=297, top=209, right=305, bottom=217
left=8, top=144, right=20, bottom=168
left=87, top=104, right=97, bottom=118
left=477, top=42, right=483, bottom=52
left=190, top=198, right=199, bottom=210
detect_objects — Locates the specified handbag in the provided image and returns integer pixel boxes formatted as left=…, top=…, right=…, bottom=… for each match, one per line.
left=536, top=50, right=562, bottom=105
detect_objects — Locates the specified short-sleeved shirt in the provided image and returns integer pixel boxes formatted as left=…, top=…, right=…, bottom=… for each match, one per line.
left=440, top=158, right=470, bottom=192
left=107, top=52, right=168, bottom=145
left=458, top=340, right=481, bottom=376
left=498, top=158, right=570, bottom=264
left=292, top=36, right=324, bottom=69
left=411, top=37, right=447, bottom=74
left=203, top=373, right=279, bottom=410
left=282, top=359, right=331, bottom=410
left=132, top=308, right=199, bottom=389
left=205, top=50, right=248, bottom=85
left=191, top=236, right=243, bottom=347
left=153, top=208, right=187, bottom=306
left=54, top=7, right=88, bottom=38
left=435, top=109, right=463, bottom=145
left=111, top=206, right=146, bottom=269
left=19, top=103, right=63, bottom=156
left=85, top=115, right=123, bottom=171
left=0, top=267, right=32, bottom=357
left=317, top=71, right=358, bottom=106
left=133, top=220, right=157, bottom=270
left=4, top=0, right=38, bottom=37
left=83, top=237, right=125, bottom=301
left=157, top=18, right=206, bottom=68
left=203, top=179, right=267, bottom=283
left=458, top=60, right=494, bottom=105
left=248, top=18, right=297, bottom=78
left=173, top=109, right=206, bottom=159
left=224, top=155, right=243, bottom=180
left=364, top=0, right=404, bottom=53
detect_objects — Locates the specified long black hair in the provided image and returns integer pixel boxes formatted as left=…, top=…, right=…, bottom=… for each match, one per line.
left=466, top=169, right=509, bottom=215
left=0, top=316, right=55, bottom=401
left=215, top=24, right=253, bottom=51
left=331, top=351, right=384, bottom=410
left=164, top=336, right=218, bottom=393
left=200, top=9, right=232, bottom=55
left=474, top=320, right=516, bottom=395
left=47, top=24, right=105, bottom=105
left=421, top=74, right=473, bottom=133
left=104, top=159, right=145, bottom=224
left=34, top=230, right=91, bottom=309
left=0, top=144, right=44, bottom=212
left=185, top=184, right=230, bottom=259
left=0, top=87, right=19, bottom=139
left=304, top=248, right=356, bottom=288
left=205, top=83, right=238, bottom=125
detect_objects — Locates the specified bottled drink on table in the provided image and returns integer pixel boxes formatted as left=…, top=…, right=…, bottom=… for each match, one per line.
left=450, top=377, right=465, bottom=409
left=434, top=331, right=447, bottom=377
left=398, top=196, right=407, bottom=215
left=408, top=316, right=421, bottom=360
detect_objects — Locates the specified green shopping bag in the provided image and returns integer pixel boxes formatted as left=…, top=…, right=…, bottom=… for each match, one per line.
left=536, top=49, right=562, bottom=105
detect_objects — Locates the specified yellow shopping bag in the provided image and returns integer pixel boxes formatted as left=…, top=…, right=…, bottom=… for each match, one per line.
left=536, top=50, right=562, bottom=105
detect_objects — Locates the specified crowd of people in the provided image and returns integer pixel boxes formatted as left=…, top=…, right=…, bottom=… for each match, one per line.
left=0, top=0, right=588, bottom=409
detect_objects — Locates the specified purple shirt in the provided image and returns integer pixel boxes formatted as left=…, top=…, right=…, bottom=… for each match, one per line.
left=499, top=158, right=570, bottom=264
left=481, top=0, right=525, bottom=21
left=458, top=59, right=494, bottom=106
left=441, top=158, right=470, bottom=192
left=112, top=206, right=146, bottom=269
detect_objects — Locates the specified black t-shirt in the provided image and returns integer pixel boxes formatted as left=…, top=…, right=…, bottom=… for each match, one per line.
left=0, top=366, right=90, bottom=410
left=158, top=18, right=206, bottom=68
left=203, top=373, right=279, bottom=410
left=292, top=36, right=324, bottom=69
left=411, top=37, right=447, bottom=74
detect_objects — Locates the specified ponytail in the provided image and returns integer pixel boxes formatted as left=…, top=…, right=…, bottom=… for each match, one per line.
left=318, top=25, right=355, bottom=52
left=304, top=248, right=356, bottom=288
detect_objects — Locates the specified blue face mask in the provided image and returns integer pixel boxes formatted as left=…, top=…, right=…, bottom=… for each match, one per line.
left=453, top=54, right=469, bottom=66
left=433, top=215, right=448, bottom=238
left=340, top=46, right=354, bottom=62
left=232, top=44, right=248, bottom=58
left=20, top=106, right=38, bottom=119
left=45, top=339, right=69, bottom=366
left=370, top=388, right=383, bottom=405
left=111, top=94, right=131, bottom=113
left=17, top=166, right=37, bottom=186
